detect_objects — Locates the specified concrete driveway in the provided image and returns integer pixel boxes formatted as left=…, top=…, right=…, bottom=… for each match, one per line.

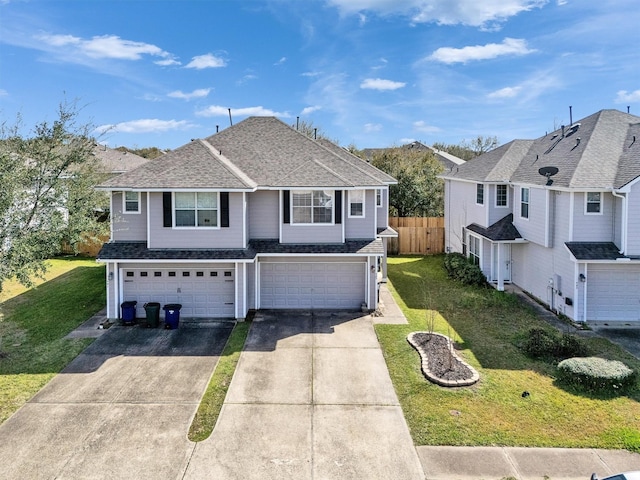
left=0, top=322, right=233, bottom=480
left=183, top=311, right=424, bottom=480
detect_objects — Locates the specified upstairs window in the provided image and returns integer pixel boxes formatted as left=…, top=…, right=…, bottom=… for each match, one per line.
left=586, top=192, right=602, bottom=214
left=174, top=192, right=218, bottom=227
left=376, top=189, right=382, bottom=207
left=349, top=190, right=365, bottom=217
left=520, top=188, right=530, bottom=219
left=292, top=190, right=333, bottom=224
left=496, top=184, right=508, bottom=207
left=124, top=191, right=140, bottom=213
left=476, top=184, right=484, bottom=205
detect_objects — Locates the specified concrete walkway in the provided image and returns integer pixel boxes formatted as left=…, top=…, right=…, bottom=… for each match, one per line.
left=183, top=310, right=425, bottom=480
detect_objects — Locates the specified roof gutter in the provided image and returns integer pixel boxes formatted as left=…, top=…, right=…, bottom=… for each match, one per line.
left=611, top=188, right=627, bottom=254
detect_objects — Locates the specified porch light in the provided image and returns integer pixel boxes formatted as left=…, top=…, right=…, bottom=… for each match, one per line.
left=579, top=273, right=586, bottom=282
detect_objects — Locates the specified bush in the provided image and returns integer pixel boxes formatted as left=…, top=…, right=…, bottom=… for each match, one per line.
left=443, top=253, right=488, bottom=287
left=557, top=357, right=637, bottom=395
left=521, top=328, right=589, bottom=360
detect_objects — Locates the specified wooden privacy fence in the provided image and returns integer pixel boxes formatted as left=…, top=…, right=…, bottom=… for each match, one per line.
left=388, top=217, right=445, bottom=255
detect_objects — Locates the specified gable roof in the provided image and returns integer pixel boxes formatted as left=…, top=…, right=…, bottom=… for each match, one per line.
left=467, top=214, right=522, bottom=242
left=98, top=117, right=394, bottom=190
left=441, top=109, right=640, bottom=190
left=92, top=145, right=149, bottom=175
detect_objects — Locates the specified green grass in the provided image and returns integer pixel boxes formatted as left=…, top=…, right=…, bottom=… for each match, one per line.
left=377, top=255, right=640, bottom=452
left=188, top=319, right=251, bottom=442
left=0, top=257, right=106, bottom=424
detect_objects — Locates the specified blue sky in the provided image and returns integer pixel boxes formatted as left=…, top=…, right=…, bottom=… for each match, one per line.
left=1, top=0, right=639, bottom=151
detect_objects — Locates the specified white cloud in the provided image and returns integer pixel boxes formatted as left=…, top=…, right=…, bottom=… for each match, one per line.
left=364, top=123, right=382, bottom=132
left=236, top=74, right=258, bottom=85
left=325, top=0, right=546, bottom=28
left=167, top=88, right=212, bottom=100
left=37, top=33, right=174, bottom=62
left=615, top=89, right=640, bottom=103
left=413, top=120, right=441, bottom=133
left=185, top=53, right=227, bottom=69
left=0, top=89, right=8, bottom=97
left=94, top=119, right=194, bottom=134
left=196, top=105, right=291, bottom=118
left=360, top=78, right=406, bottom=91
left=302, top=71, right=322, bottom=77
left=487, top=86, right=522, bottom=98
left=428, top=38, right=535, bottom=64
left=155, top=58, right=181, bottom=66
left=301, top=105, right=322, bottom=115
left=274, top=57, right=287, bottom=65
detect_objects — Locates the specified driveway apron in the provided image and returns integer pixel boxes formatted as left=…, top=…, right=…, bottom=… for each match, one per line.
left=0, top=322, right=232, bottom=480
left=184, top=311, right=425, bottom=480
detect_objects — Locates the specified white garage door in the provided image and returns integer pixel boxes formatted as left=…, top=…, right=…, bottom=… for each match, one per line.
left=122, top=267, right=235, bottom=318
left=260, top=261, right=365, bottom=309
left=587, top=265, right=640, bottom=321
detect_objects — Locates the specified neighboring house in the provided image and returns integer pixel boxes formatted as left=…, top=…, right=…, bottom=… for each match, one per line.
left=362, top=141, right=466, bottom=171
left=441, top=109, right=640, bottom=323
left=92, top=144, right=150, bottom=177
left=96, top=116, right=397, bottom=320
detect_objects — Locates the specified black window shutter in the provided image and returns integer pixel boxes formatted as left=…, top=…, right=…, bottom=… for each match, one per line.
left=221, top=192, right=229, bottom=227
left=283, top=190, right=290, bottom=224
left=163, top=192, right=172, bottom=227
left=335, top=190, right=342, bottom=224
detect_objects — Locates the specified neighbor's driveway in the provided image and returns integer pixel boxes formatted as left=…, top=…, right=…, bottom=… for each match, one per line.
left=183, top=311, right=424, bottom=480
left=0, top=322, right=233, bottom=480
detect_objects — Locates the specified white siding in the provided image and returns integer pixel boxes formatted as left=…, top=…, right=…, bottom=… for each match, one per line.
left=444, top=180, right=486, bottom=253
left=111, top=191, right=147, bottom=242
left=488, top=184, right=512, bottom=225
left=572, top=191, right=615, bottom=242
left=513, top=187, right=547, bottom=247
left=376, top=187, right=389, bottom=229
left=626, top=184, right=640, bottom=255
left=248, top=190, right=279, bottom=239
left=346, top=189, right=376, bottom=239
left=148, top=192, right=245, bottom=249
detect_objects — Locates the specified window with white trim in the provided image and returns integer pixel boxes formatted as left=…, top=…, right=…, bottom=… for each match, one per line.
left=476, top=184, right=484, bottom=205
left=124, top=191, right=140, bottom=213
left=520, top=187, right=529, bottom=219
left=469, top=235, right=480, bottom=266
left=585, top=192, right=601, bottom=214
left=349, top=189, right=365, bottom=217
left=292, top=190, right=333, bottom=224
left=376, top=189, right=382, bottom=207
left=174, top=192, right=218, bottom=227
left=496, top=184, right=508, bottom=207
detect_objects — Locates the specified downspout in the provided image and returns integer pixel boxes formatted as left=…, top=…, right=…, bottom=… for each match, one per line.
left=611, top=189, right=626, bottom=254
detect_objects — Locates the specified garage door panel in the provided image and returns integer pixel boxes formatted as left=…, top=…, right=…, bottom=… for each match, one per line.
left=587, top=266, right=640, bottom=321
left=122, top=268, right=235, bottom=318
left=260, top=262, right=365, bottom=309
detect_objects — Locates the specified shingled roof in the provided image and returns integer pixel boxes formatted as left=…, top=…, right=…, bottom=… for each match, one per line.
left=441, top=109, right=640, bottom=189
left=98, top=117, right=395, bottom=191
left=467, top=214, right=523, bottom=242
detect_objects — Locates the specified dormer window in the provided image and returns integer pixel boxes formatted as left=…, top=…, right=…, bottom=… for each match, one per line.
left=585, top=192, right=602, bottom=214
left=124, top=191, right=140, bottom=214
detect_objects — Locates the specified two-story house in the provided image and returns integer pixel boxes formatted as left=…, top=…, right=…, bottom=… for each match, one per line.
left=96, top=116, right=397, bottom=321
left=441, top=109, right=640, bottom=323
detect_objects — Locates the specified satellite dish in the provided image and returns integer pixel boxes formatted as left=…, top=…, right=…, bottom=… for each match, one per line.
left=538, top=166, right=559, bottom=186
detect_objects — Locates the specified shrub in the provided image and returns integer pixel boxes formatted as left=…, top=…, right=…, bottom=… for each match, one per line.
left=443, top=253, right=488, bottom=287
left=521, top=328, right=589, bottom=360
left=557, top=357, right=637, bottom=395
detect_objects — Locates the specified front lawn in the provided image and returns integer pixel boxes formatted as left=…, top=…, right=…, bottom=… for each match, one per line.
left=377, top=255, right=640, bottom=452
left=0, top=257, right=105, bottom=424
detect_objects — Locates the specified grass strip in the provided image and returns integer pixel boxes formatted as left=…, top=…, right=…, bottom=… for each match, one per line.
left=377, top=255, right=640, bottom=452
left=188, top=320, right=251, bottom=442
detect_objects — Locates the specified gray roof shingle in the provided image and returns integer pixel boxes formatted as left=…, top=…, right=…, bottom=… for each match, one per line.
left=98, top=117, right=394, bottom=190
left=467, top=214, right=522, bottom=241
left=441, top=110, right=640, bottom=189
left=565, top=242, right=626, bottom=260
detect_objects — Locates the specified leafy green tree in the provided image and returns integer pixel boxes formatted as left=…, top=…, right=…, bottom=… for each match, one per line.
left=433, top=135, right=499, bottom=161
left=370, top=149, right=444, bottom=217
left=0, top=102, right=109, bottom=291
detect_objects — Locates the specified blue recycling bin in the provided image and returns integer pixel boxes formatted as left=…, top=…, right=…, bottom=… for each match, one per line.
left=121, top=301, right=137, bottom=325
left=163, top=304, right=182, bottom=329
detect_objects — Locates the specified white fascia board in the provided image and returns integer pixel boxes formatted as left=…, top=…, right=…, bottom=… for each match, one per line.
left=99, top=258, right=256, bottom=264
left=255, top=252, right=375, bottom=258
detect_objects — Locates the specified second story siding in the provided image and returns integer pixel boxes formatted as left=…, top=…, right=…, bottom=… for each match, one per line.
left=111, top=191, right=147, bottom=242
left=571, top=191, right=615, bottom=242
left=248, top=190, right=279, bottom=240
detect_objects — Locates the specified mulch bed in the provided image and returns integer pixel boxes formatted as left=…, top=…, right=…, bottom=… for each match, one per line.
left=407, top=332, right=480, bottom=387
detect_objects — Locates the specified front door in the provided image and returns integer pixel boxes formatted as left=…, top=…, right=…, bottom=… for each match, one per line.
left=491, top=243, right=511, bottom=284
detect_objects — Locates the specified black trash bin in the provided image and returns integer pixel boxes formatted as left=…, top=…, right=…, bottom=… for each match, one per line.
left=163, top=304, right=182, bottom=329
left=121, top=301, right=137, bottom=325
left=143, top=302, right=161, bottom=328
